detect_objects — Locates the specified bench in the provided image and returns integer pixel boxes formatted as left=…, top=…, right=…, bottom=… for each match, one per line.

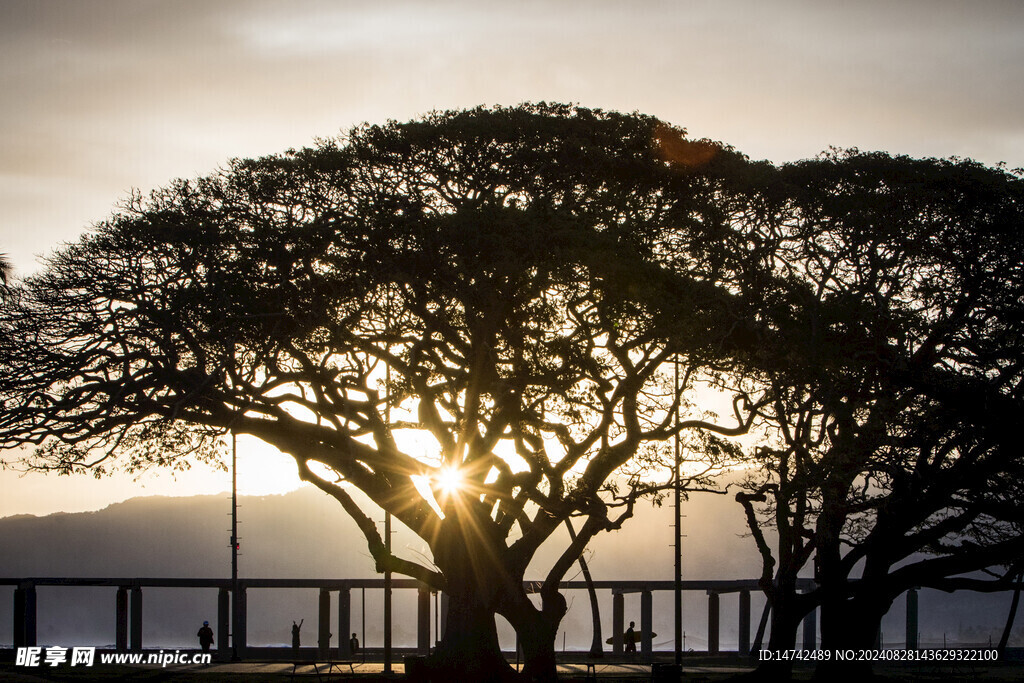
left=289, top=660, right=356, bottom=680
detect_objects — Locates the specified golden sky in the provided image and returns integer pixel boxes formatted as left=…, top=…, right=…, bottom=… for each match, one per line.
left=2, top=0, right=1023, bottom=515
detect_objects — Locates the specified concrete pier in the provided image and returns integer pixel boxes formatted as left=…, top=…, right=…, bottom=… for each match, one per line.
left=338, top=587, right=352, bottom=658
left=130, top=587, right=142, bottom=652
left=738, top=589, right=750, bottom=656
left=708, top=591, right=720, bottom=654
left=318, top=588, right=331, bottom=658
left=417, top=587, right=431, bottom=655
left=217, top=587, right=230, bottom=657
left=115, top=586, right=128, bottom=651
left=906, top=588, right=919, bottom=650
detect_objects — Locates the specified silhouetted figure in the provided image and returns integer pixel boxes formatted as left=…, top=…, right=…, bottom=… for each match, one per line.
left=350, top=632, right=359, bottom=656
left=197, top=620, right=214, bottom=661
left=292, top=619, right=303, bottom=658
left=625, top=621, right=637, bottom=654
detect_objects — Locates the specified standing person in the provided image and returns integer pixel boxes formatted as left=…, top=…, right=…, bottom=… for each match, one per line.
left=349, top=632, right=359, bottom=657
left=625, top=621, right=637, bottom=654
left=292, top=619, right=303, bottom=658
left=197, top=620, right=214, bottom=658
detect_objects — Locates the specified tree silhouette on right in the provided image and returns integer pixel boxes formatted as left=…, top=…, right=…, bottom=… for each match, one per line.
left=720, top=150, right=1024, bottom=680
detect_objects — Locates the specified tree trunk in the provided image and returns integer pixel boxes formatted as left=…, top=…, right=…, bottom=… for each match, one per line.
left=998, top=570, right=1023, bottom=656
left=749, top=591, right=802, bottom=681
left=517, top=613, right=560, bottom=683
left=423, top=509, right=518, bottom=682
left=565, top=518, right=603, bottom=658
left=814, top=593, right=888, bottom=682
left=499, top=582, right=568, bottom=683
left=425, top=588, right=516, bottom=682
left=421, top=504, right=568, bottom=682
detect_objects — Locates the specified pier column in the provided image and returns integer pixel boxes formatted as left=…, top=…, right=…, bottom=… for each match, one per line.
left=439, top=592, right=449, bottom=639
left=417, top=587, right=431, bottom=655
left=640, top=590, right=653, bottom=661
left=218, top=588, right=230, bottom=658
left=12, top=588, right=23, bottom=648
left=738, top=590, right=751, bottom=656
left=612, top=591, right=624, bottom=655
left=130, top=587, right=143, bottom=652
left=115, top=587, right=128, bottom=650
left=802, top=605, right=817, bottom=650
left=338, top=588, right=352, bottom=658
left=13, top=583, right=37, bottom=647
left=906, top=589, right=919, bottom=650
left=707, top=591, right=719, bottom=654
left=233, top=586, right=247, bottom=658
left=318, top=588, right=331, bottom=659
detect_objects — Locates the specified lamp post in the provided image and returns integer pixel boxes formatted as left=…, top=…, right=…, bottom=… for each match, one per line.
left=230, top=431, right=240, bottom=661
left=383, top=355, right=393, bottom=674
left=384, top=511, right=393, bottom=673
left=674, top=360, right=683, bottom=666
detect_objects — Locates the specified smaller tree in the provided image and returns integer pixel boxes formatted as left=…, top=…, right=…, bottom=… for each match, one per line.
left=729, top=150, right=1024, bottom=679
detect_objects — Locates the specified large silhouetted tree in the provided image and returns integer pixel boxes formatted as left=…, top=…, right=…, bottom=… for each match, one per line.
left=0, top=105, right=768, bottom=681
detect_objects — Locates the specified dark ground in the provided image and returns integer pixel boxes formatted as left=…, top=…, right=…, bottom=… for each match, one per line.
left=4, top=656, right=1024, bottom=682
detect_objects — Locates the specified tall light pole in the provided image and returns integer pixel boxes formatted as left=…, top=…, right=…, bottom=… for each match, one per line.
left=384, top=510, right=393, bottom=673
left=230, top=431, right=240, bottom=660
left=674, top=360, right=683, bottom=666
left=383, top=359, right=393, bottom=674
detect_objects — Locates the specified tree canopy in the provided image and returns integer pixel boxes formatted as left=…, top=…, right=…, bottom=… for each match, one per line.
left=3, top=105, right=1022, bottom=681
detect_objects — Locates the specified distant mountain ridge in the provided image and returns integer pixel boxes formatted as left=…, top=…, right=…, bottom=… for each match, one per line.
left=0, top=487, right=381, bottom=579
left=0, top=483, right=761, bottom=580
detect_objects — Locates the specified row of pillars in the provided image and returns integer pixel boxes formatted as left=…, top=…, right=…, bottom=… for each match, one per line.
left=319, top=586, right=433, bottom=659
left=12, top=583, right=921, bottom=655
left=610, top=589, right=818, bottom=661
left=13, top=584, right=434, bottom=658
left=15, top=585, right=171, bottom=653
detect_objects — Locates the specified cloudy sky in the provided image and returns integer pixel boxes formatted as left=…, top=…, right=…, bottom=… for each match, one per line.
left=3, top=0, right=1024, bottom=515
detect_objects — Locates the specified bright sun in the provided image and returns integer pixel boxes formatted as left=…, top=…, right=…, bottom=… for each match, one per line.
left=436, top=465, right=464, bottom=496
